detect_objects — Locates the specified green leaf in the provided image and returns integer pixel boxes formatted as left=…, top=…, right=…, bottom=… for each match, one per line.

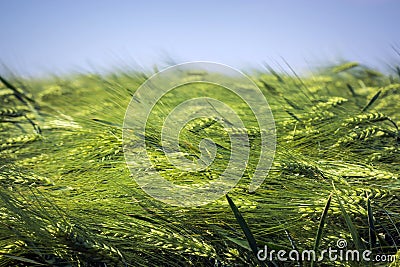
left=226, top=194, right=258, bottom=256
left=335, top=192, right=365, bottom=251
left=311, top=194, right=332, bottom=267
left=92, top=118, right=121, bottom=128
left=367, top=196, right=377, bottom=250
left=226, top=194, right=270, bottom=266
left=362, top=90, right=381, bottom=112
left=0, top=254, right=45, bottom=265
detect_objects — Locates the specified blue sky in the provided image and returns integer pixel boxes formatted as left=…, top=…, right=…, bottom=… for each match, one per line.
left=1, top=0, right=399, bottom=76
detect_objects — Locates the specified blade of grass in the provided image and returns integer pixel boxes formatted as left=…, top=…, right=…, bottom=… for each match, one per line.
left=362, top=90, right=381, bottom=112
left=226, top=194, right=258, bottom=255
left=311, top=194, right=332, bottom=267
left=335, top=192, right=365, bottom=251
left=0, top=75, right=35, bottom=106
left=226, top=194, right=269, bottom=267
left=284, top=97, right=303, bottom=110
left=378, top=205, right=400, bottom=251
left=285, top=229, right=302, bottom=267
left=0, top=254, right=45, bottom=265
left=92, top=118, right=122, bottom=128
left=367, top=196, right=377, bottom=250
left=346, top=84, right=357, bottom=97
left=263, top=64, right=284, bottom=83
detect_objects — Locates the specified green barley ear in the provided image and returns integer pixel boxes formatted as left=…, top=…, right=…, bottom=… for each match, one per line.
left=0, top=108, right=26, bottom=117
left=332, top=62, right=359, bottom=73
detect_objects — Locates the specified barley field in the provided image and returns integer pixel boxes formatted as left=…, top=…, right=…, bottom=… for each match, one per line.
left=0, top=62, right=399, bottom=266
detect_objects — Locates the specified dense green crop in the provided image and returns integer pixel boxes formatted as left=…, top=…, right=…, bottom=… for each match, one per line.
left=0, top=62, right=399, bottom=266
